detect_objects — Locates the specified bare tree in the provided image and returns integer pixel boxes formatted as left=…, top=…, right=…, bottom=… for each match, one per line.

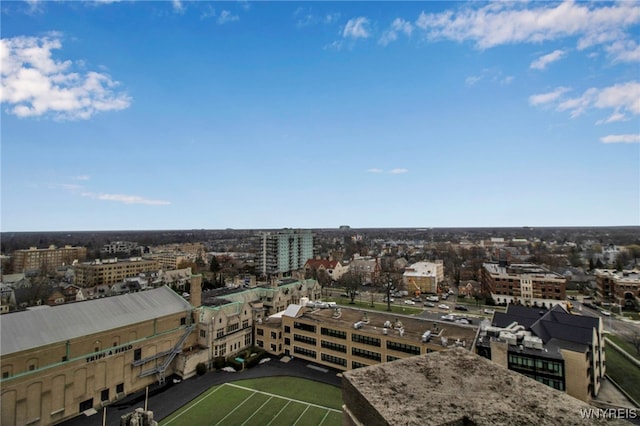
left=339, top=271, right=361, bottom=305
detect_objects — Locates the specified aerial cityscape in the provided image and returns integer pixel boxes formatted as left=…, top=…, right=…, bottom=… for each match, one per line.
left=1, top=1, right=639, bottom=426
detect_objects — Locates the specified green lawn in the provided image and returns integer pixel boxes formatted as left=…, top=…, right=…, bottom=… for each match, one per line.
left=605, top=346, right=640, bottom=404
left=160, top=377, right=342, bottom=426
left=606, top=334, right=640, bottom=362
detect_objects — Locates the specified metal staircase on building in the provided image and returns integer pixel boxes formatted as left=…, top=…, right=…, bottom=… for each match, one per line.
left=133, top=325, right=194, bottom=385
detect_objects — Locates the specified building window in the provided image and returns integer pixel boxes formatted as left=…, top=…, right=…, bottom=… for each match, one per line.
left=134, top=348, right=142, bottom=361
left=29, top=364, right=35, bottom=371
left=271, top=331, right=277, bottom=339
left=181, top=317, right=187, bottom=326
left=321, top=340, right=347, bottom=353
left=285, top=338, right=291, bottom=345
left=386, top=341, right=421, bottom=355
left=242, top=319, right=249, bottom=328
left=116, top=383, right=124, bottom=394
left=294, top=334, right=317, bottom=346
left=101, top=389, right=109, bottom=402
left=352, top=361, right=368, bottom=369
left=352, top=347, right=381, bottom=361
left=321, top=353, right=347, bottom=367
left=293, top=321, right=316, bottom=333
left=352, top=333, right=381, bottom=347
left=321, top=327, right=346, bottom=339
left=293, top=346, right=317, bottom=359
left=387, top=355, right=400, bottom=362
left=2, top=371, right=9, bottom=379
left=199, top=330, right=206, bottom=338
left=257, top=328, right=264, bottom=336
left=284, top=326, right=291, bottom=333
left=257, top=340, right=264, bottom=348
left=227, top=323, right=240, bottom=333
left=62, top=356, right=68, bottom=362
left=270, top=344, right=277, bottom=352
left=244, top=332, right=252, bottom=347
left=217, top=329, right=225, bottom=338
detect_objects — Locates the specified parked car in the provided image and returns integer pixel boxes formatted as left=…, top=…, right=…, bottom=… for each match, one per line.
left=412, top=297, right=422, bottom=302
left=383, top=297, right=395, bottom=303
left=424, top=302, right=436, bottom=307
left=438, top=304, right=450, bottom=310
left=483, top=308, right=495, bottom=314
left=600, top=310, right=611, bottom=316
left=455, top=318, right=470, bottom=325
left=455, top=305, right=469, bottom=311
left=441, top=314, right=455, bottom=321
left=426, top=295, right=439, bottom=302
left=404, top=300, right=416, bottom=305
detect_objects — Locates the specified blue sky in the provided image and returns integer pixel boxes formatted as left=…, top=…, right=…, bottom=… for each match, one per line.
left=1, top=1, right=639, bottom=232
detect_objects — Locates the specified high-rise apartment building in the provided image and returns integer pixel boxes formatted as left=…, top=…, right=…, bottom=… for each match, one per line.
left=12, top=245, right=87, bottom=274
left=256, top=229, right=314, bottom=277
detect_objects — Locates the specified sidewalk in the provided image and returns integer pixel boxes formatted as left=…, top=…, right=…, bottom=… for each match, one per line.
left=60, top=357, right=342, bottom=426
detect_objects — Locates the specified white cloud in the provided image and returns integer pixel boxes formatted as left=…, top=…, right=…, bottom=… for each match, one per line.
left=528, top=87, right=571, bottom=106
left=71, top=175, right=91, bottom=181
left=530, top=81, right=640, bottom=121
left=0, top=35, right=131, bottom=120
left=600, top=134, right=640, bottom=144
left=217, top=10, right=239, bottom=25
left=465, top=68, right=513, bottom=87
left=389, top=168, right=408, bottom=174
left=343, top=17, right=370, bottom=39
left=530, top=49, right=566, bottom=70
left=367, top=168, right=384, bottom=173
left=172, top=0, right=184, bottom=14
left=379, top=18, right=413, bottom=46
left=82, top=192, right=171, bottom=205
left=414, top=2, right=640, bottom=52
left=606, top=39, right=640, bottom=63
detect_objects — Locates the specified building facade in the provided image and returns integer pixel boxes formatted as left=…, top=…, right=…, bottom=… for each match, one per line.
left=254, top=304, right=477, bottom=372
left=74, top=258, right=160, bottom=287
left=256, top=229, right=314, bottom=277
left=482, top=262, right=567, bottom=307
left=0, top=286, right=197, bottom=426
left=12, top=246, right=87, bottom=274
left=595, top=268, right=640, bottom=308
left=403, top=260, right=444, bottom=294
left=476, top=305, right=605, bottom=402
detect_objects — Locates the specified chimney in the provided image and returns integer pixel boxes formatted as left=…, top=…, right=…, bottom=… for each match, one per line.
left=189, top=274, right=202, bottom=307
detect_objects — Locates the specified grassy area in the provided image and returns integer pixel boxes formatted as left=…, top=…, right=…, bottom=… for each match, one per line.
left=161, top=377, right=342, bottom=426
left=606, top=334, right=640, bottom=362
left=621, top=311, right=640, bottom=321
left=232, top=377, right=343, bottom=410
left=605, top=346, right=640, bottom=404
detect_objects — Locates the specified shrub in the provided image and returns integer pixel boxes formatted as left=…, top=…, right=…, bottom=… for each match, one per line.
left=196, top=362, right=207, bottom=376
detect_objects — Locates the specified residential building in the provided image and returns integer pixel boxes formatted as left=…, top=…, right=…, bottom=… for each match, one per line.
left=254, top=303, right=476, bottom=372
left=347, top=255, right=380, bottom=284
left=342, top=348, right=624, bottom=426
left=74, top=258, right=159, bottom=287
left=145, top=252, right=190, bottom=270
left=0, top=286, right=197, bottom=426
left=256, top=229, right=314, bottom=277
left=403, top=260, right=444, bottom=294
left=482, top=262, right=567, bottom=308
left=304, top=258, right=347, bottom=281
left=12, top=245, right=87, bottom=274
left=476, top=305, right=605, bottom=403
left=595, top=268, right=640, bottom=308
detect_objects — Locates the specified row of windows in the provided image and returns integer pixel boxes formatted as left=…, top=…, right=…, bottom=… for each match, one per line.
left=321, top=340, right=347, bottom=353
left=508, top=354, right=564, bottom=377
left=294, top=334, right=317, bottom=346
left=387, top=355, right=400, bottom=362
left=294, top=322, right=316, bottom=333
left=387, top=341, right=421, bottom=355
left=321, top=327, right=347, bottom=339
left=321, top=353, right=347, bottom=367
left=293, top=346, right=317, bottom=359
left=352, top=347, right=381, bottom=361
left=352, top=333, right=381, bottom=347
left=352, top=361, right=368, bottom=369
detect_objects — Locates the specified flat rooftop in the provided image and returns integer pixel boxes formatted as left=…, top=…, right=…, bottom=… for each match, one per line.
left=342, top=348, right=628, bottom=426
left=299, top=306, right=477, bottom=347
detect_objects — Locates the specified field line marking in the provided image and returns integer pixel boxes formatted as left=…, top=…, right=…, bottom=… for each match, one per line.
left=318, top=410, right=331, bottom=426
left=163, top=385, right=224, bottom=426
left=292, top=404, right=311, bottom=426
left=240, top=396, right=273, bottom=426
left=213, top=388, right=257, bottom=426
left=225, top=383, right=341, bottom=413
left=265, top=400, right=291, bottom=426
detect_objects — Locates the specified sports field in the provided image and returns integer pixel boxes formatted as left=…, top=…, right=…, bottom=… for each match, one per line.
left=161, top=377, right=342, bottom=426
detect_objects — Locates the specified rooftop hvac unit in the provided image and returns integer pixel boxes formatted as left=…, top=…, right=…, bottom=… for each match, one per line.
left=500, top=331, right=517, bottom=346
left=353, top=321, right=363, bottom=330
left=422, top=331, right=432, bottom=342
left=383, top=328, right=388, bottom=335
left=383, top=321, right=392, bottom=328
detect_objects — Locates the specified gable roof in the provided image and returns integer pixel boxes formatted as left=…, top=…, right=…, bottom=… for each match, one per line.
left=304, top=259, right=338, bottom=269
left=1, top=286, right=192, bottom=356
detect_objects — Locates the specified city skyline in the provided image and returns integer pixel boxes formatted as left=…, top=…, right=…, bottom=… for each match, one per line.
left=2, top=1, right=639, bottom=232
